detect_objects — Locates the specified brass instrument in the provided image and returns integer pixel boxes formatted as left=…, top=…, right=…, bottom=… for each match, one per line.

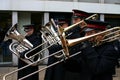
left=63, top=14, right=98, bottom=32
left=3, top=14, right=98, bottom=80
left=66, top=27, right=120, bottom=47
left=19, top=26, right=120, bottom=80
left=5, top=24, right=43, bottom=66
left=6, top=24, right=33, bottom=49
left=3, top=26, right=120, bottom=80
left=56, top=14, right=98, bottom=57
left=25, top=14, right=98, bottom=60
left=41, top=19, right=60, bottom=45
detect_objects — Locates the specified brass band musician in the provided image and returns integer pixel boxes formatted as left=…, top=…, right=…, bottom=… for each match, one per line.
left=75, top=20, right=120, bottom=80
left=45, top=9, right=90, bottom=80
left=44, top=9, right=120, bottom=80
left=18, top=24, right=42, bottom=80
left=44, top=18, right=69, bottom=80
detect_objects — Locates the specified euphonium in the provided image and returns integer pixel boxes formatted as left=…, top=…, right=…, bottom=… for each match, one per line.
left=6, top=24, right=42, bottom=66
left=40, top=19, right=60, bottom=45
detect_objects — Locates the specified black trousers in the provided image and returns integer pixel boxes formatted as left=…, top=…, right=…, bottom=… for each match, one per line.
left=18, top=59, right=39, bottom=80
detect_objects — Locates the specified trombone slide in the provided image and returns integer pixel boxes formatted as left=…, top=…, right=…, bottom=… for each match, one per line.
left=67, top=27, right=120, bottom=47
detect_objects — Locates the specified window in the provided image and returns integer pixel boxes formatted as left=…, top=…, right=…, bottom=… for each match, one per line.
left=105, top=14, right=120, bottom=27
left=50, top=12, right=72, bottom=25
left=105, top=0, right=120, bottom=4
left=45, top=0, right=73, bottom=2
left=78, top=0, right=99, bottom=3
left=0, top=12, right=12, bottom=64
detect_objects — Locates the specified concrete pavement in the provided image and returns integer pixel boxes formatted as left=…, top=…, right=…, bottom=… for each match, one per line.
left=0, top=66, right=120, bottom=80
left=0, top=66, right=45, bottom=80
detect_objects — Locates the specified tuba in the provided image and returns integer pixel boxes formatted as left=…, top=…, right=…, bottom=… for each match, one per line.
left=6, top=24, right=42, bottom=66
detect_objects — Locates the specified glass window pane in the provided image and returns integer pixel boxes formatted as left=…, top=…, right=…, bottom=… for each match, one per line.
left=105, top=0, right=120, bottom=4
left=0, top=12, right=12, bottom=63
left=50, top=12, right=72, bottom=25
left=105, top=14, right=120, bottom=27
left=45, top=0, right=73, bottom=1
left=78, top=0, right=99, bottom=3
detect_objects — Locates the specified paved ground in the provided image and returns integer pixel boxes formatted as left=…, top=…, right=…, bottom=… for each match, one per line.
left=0, top=66, right=46, bottom=80
left=0, top=66, right=120, bottom=80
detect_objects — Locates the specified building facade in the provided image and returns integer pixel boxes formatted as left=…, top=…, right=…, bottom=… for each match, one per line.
left=0, top=0, right=120, bottom=66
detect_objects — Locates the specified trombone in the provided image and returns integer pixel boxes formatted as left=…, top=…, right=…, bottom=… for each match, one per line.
left=3, top=14, right=98, bottom=80
left=3, top=26, right=120, bottom=80
left=25, top=14, right=98, bottom=60
left=18, top=26, right=120, bottom=80
left=66, top=27, right=120, bottom=47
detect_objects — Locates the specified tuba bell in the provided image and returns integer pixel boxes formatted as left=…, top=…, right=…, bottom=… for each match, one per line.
left=6, top=24, right=42, bottom=66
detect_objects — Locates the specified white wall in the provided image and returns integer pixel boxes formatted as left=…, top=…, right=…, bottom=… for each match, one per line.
left=0, top=0, right=120, bottom=14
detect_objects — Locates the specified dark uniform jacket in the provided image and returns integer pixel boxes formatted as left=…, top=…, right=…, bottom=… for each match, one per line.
left=44, top=25, right=119, bottom=80
left=44, top=26, right=84, bottom=80
left=18, top=32, right=42, bottom=80
left=45, top=40, right=119, bottom=80
left=44, top=44, right=65, bottom=80
left=77, top=41, right=119, bottom=80
left=66, top=26, right=82, bottom=39
left=113, top=40, right=120, bottom=68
